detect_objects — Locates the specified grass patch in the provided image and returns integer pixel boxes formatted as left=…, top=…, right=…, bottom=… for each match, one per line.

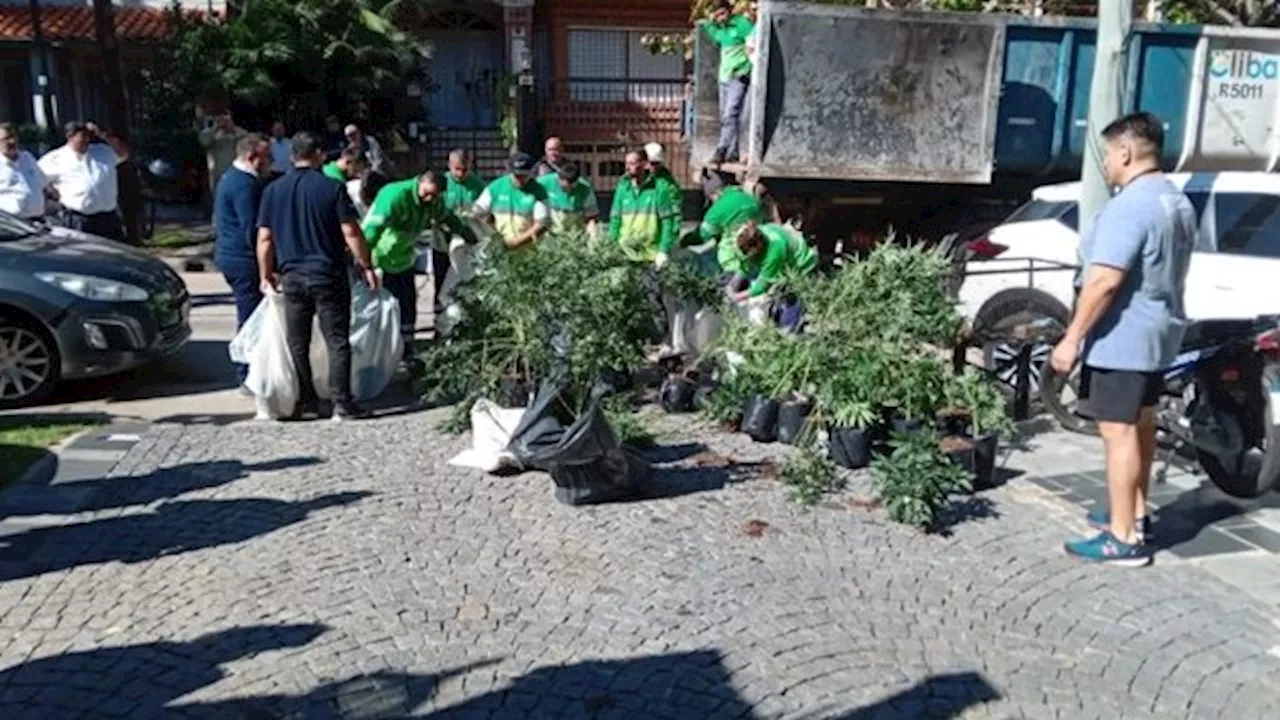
left=0, top=416, right=104, bottom=489
left=145, top=227, right=206, bottom=250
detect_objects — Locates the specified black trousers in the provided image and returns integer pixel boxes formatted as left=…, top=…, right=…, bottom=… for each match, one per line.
left=60, top=209, right=124, bottom=243
left=281, top=271, right=352, bottom=406
left=432, top=249, right=450, bottom=311
left=382, top=269, right=417, bottom=360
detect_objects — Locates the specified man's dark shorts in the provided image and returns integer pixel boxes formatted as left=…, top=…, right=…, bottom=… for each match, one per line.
left=1077, top=366, right=1163, bottom=424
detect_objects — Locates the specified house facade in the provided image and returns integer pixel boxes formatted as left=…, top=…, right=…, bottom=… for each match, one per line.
left=0, top=1, right=221, bottom=138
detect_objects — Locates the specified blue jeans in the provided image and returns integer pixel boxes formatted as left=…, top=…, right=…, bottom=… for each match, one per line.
left=717, top=75, right=751, bottom=161
left=221, top=262, right=263, bottom=383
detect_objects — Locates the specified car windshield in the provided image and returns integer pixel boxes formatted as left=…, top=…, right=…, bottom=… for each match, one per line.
left=0, top=211, right=40, bottom=241
left=1002, top=199, right=1075, bottom=226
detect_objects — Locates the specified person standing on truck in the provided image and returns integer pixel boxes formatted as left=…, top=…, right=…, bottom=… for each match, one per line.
left=609, top=149, right=679, bottom=264
left=701, top=0, right=755, bottom=166
left=696, top=173, right=764, bottom=276
left=473, top=152, right=551, bottom=250
left=363, top=169, right=478, bottom=366
left=1050, top=113, right=1195, bottom=568
left=537, top=160, right=599, bottom=236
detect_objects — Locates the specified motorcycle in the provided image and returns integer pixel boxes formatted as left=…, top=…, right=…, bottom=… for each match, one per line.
left=1040, top=316, right=1280, bottom=499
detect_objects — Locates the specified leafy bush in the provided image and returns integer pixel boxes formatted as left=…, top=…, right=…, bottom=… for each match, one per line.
left=419, top=232, right=659, bottom=426
left=871, top=430, right=972, bottom=530
left=945, top=369, right=1014, bottom=437
left=780, top=447, right=844, bottom=506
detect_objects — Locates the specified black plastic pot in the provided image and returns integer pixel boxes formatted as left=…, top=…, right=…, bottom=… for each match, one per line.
left=972, top=433, right=1000, bottom=490
left=498, top=376, right=531, bottom=408
left=941, top=436, right=977, bottom=477
left=776, top=398, right=814, bottom=445
left=599, top=368, right=633, bottom=395
left=660, top=374, right=697, bottom=413
left=830, top=426, right=871, bottom=469
left=742, top=394, right=780, bottom=443
left=891, top=417, right=925, bottom=436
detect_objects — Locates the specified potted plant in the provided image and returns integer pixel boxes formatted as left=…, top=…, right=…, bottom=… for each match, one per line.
left=776, top=393, right=815, bottom=445
left=659, top=370, right=698, bottom=413
left=828, top=400, right=876, bottom=469
left=871, top=430, right=973, bottom=531
left=946, top=370, right=1013, bottom=490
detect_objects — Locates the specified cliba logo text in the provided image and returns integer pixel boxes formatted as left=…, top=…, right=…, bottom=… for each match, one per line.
left=1209, top=50, right=1280, bottom=81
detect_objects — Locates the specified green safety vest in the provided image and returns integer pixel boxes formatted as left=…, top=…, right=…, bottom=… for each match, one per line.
left=700, top=187, right=764, bottom=274
left=483, top=174, right=549, bottom=245
left=608, top=174, right=678, bottom=262
left=536, top=173, right=598, bottom=233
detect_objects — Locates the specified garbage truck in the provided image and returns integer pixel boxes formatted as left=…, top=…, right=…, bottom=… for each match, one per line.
left=691, top=1, right=1280, bottom=251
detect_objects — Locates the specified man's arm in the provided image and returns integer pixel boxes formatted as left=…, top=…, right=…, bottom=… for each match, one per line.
left=443, top=207, right=478, bottom=245
left=583, top=189, right=600, bottom=239
left=1061, top=265, right=1128, bottom=348
left=607, top=188, right=623, bottom=242
left=256, top=227, right=277, bottom=290
left=338, top=189, right=380, bottom=289
left=472, top=187, right=493, bottom=223
left=746, top=239, right=785, bottom=298
left=508, top=201, right=549, bottom=249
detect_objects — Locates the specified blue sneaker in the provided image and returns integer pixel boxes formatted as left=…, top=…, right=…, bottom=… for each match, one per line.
left=1064, top=531, right=1152, bottom=567
left=1086, top=509, right=1151, bottom=542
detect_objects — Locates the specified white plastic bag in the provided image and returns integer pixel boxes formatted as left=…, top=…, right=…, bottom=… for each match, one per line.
left=437, top=236, right=483, bottom=338
left=228, top=299, right=270, bottom=366
left=311, top=282, right=403, bottom=402
left=242, top=294, right=299, bottom=420
left=447, top=399, right=527, bottom=473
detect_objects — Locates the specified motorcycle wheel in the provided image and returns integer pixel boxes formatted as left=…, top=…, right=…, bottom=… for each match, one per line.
left=1197, top=363, right=1280, bottom=499
left=1039, top=361, right=1099, bottom=436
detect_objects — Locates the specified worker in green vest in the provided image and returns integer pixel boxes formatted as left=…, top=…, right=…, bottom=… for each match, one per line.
left=701, top=0, right=755, bottom=165
left=322, top=146, right=366, bottom=183
left=426, top=148, right=488, bottom=310
left=695, top=172, right=764, bottom=275
left=536, top=160, right=599, bottom=236
left=473, top=152, right=551, bottom=250
left=729, top=221, right=817, bottom=329
left=609, top=149, right=679, bottom=265
left=362, top=168, right=476, bottom=364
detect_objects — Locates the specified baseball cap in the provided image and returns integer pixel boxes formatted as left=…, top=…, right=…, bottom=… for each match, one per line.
left=508, top=152, right=535, bottom=175
left=644, top=142, right=665, bottom=164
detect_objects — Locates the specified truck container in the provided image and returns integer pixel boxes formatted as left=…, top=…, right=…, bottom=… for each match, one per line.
left=691, top=2, right=1280, bottom=246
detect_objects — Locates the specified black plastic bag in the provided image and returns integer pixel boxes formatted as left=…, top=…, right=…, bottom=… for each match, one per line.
left=830, top=426, right=871, bottom=469
left=508, top=377, right=650, bottom=505
left=660, top=374, right=696, bottom=413
left=742, top=394, right=779, bottom=442
left=777, top=398, right=813, bottom=445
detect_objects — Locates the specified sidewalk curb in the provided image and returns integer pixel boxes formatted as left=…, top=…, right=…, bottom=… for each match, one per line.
left=0, top=423, right=149, bottom=516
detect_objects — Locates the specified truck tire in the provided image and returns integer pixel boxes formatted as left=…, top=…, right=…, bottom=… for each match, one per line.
left=972, top=288, right=1070, bottom=397
left=1197, top=362, right=1280, bottom=498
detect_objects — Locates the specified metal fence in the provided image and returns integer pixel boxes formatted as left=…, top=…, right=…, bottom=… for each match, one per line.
left=540, top=78, right=692, bottom=191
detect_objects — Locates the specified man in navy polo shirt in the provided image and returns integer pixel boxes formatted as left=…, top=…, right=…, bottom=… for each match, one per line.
left=214, top=132, right=272, bottom=389
left=256, top=132, right=380, bottom=421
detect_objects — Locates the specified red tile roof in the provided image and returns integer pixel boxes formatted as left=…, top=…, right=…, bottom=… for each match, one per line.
left=0, top=6, right=199, bottom=43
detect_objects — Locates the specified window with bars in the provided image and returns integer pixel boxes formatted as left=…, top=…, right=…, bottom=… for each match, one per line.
left=567, top=29, right=685, bottom=104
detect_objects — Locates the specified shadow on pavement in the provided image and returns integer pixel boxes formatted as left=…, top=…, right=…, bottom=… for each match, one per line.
left=0, top=623, right=329, bottom=717
left=0, top=491, right=370, bottom=583
left=0, top=456, right=323, bottom=518
left=42, top=340, right=239, bottom=406
left=829, top=671, right=1002, bottom=719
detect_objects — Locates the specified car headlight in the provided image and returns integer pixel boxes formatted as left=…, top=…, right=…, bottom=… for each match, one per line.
left=35, top=272, right=149, bottom=302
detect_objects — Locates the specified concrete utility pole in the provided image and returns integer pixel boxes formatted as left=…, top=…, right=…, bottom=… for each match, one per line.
left=92, top=0, right=130, bottom=139
left=1079, top=0, right=1132, bottom=239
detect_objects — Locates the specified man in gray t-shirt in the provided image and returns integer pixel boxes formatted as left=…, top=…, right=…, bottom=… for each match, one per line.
left=1051, top=112, right=1195, bottom=567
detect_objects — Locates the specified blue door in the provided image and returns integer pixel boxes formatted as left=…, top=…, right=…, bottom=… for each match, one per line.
left=423, top=30, right=504, bottom=129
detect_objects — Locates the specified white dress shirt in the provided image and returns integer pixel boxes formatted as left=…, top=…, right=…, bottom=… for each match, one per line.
left=269, top=137, right=292, bottom=174
left=0, top=150, right=48, bottom=219
left=39, top=143, right=121, bottom=215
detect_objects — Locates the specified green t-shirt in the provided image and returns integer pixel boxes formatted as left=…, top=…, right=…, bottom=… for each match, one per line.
left=322, top=162, right=346, bottom=183
left=361, top=178, right=473, bottom=273
left=742, top=223, right=817, bottom=297
left=535, top=174, right=599, bottom=233
left=445, top=172, right=486, bottom=215
left=699, top=187, right=764, bottom=273
left=702, top=15, right=755, bottom=82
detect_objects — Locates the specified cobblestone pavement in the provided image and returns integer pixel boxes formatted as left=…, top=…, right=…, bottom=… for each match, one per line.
left=2, top=411, right=1280, bottom=719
